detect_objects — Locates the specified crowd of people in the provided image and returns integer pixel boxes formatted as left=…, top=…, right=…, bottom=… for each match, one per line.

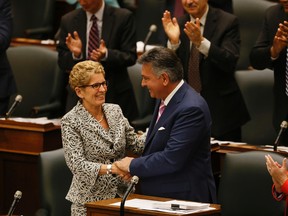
left=2, top=0, right=288, bottom=215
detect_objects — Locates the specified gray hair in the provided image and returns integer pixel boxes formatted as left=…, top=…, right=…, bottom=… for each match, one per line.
left=138, top=46, right=183, bottom=82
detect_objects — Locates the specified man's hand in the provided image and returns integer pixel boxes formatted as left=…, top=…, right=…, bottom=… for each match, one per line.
left=162, top=10, right=181, bottom=45
left=115, top=157, right=134, bottom=173
left=89, top=39, right=107, bottom=62
left=65, top=31, right=82, bottom=58
left=271, top=21, right=288, bottom=58
left=112, top=163, right=131, bottom=181
left=184, top=18, right=203, bottom=47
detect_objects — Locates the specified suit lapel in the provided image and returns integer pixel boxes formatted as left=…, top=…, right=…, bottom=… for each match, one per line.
left=144, top=83, right=189, bottom=152
left=102, top=5, right=114, bottom=44
left=203, top=7, right=217, bottom=42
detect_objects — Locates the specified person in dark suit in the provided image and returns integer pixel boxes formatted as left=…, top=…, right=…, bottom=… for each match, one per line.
left=0, top=0, right=17, bottom=116
left=57, top=0, right=138, bottom=122
left=208, top=0, right=233, bottom=14
left=115, top=47, right=217, bottom=203
left=165, top=0, right=233, bottom=17
left=250, top=1, right=288, bottom=145
left=161, top=0, right=250, bottom=142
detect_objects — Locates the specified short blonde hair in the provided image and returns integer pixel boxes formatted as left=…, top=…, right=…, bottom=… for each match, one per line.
left=69, top=60, right=105, bottom=90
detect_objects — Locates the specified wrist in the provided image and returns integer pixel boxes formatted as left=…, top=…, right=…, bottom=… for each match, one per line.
left=270, top=46, right=279, bottom=59
left=106, top=164, right=112, bottom=175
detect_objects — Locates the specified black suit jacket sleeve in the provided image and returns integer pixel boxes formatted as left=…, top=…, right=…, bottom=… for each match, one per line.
left=0, top=0, right=12, bottom=52
left=102, top=7, right=137, bottom=69
left=0, top=0, right=17, bottom=98
left=250, top=4, right=285, bottom=70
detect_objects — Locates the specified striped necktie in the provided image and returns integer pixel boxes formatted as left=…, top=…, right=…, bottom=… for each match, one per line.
left=88, top=15, right=99, bottom=59
left=286, top=47, right=288, bottom=96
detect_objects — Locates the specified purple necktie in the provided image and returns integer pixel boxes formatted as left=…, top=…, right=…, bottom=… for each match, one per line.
left=156, top=100, right=166, bottom=123
left=88, top=15, right=99, bottom=59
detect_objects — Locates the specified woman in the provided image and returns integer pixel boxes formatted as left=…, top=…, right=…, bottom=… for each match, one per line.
left=265, top=154, right=288, bottom=215
left=61, top=60, right=145, bottom=216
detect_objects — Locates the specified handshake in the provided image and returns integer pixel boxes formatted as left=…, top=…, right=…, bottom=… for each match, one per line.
left=110, top=157, right=134, bottom=181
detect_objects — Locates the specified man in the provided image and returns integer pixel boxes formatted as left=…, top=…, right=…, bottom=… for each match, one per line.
left=250, top=0, right=288, bottom=145
left=161, top=0, right=250, bottom=141
left=166, top=0, right=233, bottom=17
left=116, top=47, right=217, bottom=203
left=0, top=0, right=17, bottom=116
left=64, top=0, right=120, bottom=9
left=57, top=0, right=138, bottom=122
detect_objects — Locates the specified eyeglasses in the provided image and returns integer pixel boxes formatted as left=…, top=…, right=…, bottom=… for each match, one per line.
left=79, top=81, right=108, bottom=90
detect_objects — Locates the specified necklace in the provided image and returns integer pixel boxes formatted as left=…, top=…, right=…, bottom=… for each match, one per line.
left=97, top=114, right=104, bottom=123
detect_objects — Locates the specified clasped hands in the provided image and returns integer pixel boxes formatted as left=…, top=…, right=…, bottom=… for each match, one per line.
left=112, top=157, right=134, bottom=181
left=66, top=31, right=107, bottom=61
left=162, top=10, right=203, bottom=47
left=265, top=154, right=288, bottom=193
left=271, top=21, right=288, bottom=58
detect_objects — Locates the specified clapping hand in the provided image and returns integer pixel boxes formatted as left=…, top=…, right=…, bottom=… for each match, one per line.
left=66, top=31, right=82, bottom=58
left=162, top=10, right=181, bottom=45
left=265, top=154, right=288, bottom=193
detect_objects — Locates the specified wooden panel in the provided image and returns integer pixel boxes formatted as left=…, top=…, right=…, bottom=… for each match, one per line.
left=0, top=120, right=62, bottom=215
left=0, top=120, right=61, bottom=154
left=0, top=152, right=39, bottom=215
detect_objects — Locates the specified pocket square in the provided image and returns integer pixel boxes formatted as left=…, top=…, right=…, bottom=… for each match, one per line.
left=158, top=127, right=165, bottom=131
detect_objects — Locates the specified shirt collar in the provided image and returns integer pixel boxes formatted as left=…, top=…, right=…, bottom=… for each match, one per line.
left=86, top=1, right=105, bottom=22
left=163, top=80, right=184, bottom=106
left=189, top=5, right=209, bottom=27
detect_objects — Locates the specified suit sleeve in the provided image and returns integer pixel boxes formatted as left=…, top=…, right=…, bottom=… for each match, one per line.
left=206, top=15, right=240, bottom=73
left=249, top=10, right=274, bottom=70
left=104, top=10, right=137, bottom=69
left=0, top=0, right=12, bottom=52
left=130, top=106, right=209, bottom=177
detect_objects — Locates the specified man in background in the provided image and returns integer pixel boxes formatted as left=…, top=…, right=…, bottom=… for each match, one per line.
left=57, top=0, right=138, bottom=122
left=162, top=0, right=250, bottom=141
left=250, top=0, right=288, bottom=145
left=0, top=0, right=17, bottom=116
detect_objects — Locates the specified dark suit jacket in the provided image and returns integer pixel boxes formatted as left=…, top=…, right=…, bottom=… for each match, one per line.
left=250, top=4, right=288, bottom=144
left=130, top=82, right=217, bottom=203
left=57, top=4, right=138, bottom=120
left=0, top=0, right=17, bottom=99
left=176, top=7, right=250, bottom=137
